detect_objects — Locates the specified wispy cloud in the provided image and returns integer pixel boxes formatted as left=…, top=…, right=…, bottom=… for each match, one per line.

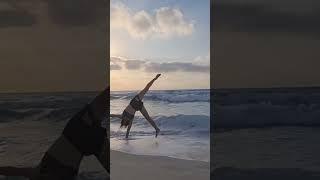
left=110, top=57, right=209, bottom=73
left=124, top=59, right=145, bottom=70
left=110, top=57, right=123, bottom=70
left=111, top=2, right=194, bottom=39
left=145, top=62, right=209, bottom=73
left=110, top=64, right=122, bottom=70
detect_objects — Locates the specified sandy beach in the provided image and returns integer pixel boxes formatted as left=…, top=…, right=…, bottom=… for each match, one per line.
left=110, top=150, right=210, bottom=180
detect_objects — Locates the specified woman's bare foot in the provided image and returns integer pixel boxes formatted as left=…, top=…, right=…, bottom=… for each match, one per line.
left=155, top=128, right=160, bottom=138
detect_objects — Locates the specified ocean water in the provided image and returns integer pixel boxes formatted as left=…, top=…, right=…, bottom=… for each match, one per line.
left=110, top=89, right=210, bottom=162
left=212, top=88, right=320, bottom=179
left=0, top=92, right=108, bottom=180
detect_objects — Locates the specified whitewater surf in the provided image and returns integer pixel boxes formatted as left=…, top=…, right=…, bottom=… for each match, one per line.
left=110, top=89, right=210, bottom=162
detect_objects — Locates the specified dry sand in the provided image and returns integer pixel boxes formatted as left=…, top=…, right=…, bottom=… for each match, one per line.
left=110, top=150, right=209, bottom=180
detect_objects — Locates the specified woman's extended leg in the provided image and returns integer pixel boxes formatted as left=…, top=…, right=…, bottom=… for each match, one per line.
left=0, top=166, right=36, bottom=178
left=137, top=74, right=161, bottom=100
left=140, top=105, right=160, bottom=137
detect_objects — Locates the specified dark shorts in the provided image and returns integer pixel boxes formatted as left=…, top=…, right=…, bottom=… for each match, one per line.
left=129, top=95, right=144, bottom=111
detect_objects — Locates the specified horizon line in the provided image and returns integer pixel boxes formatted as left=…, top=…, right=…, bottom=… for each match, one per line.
left=0, top=88, right=210, bottom=94
left=3, top=85, right=320, bottom=94
left=110, top=87, right=209, bottom=92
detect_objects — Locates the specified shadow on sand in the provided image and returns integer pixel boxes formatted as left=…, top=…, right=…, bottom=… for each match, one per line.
left=212, top=167, right=320, bottom=180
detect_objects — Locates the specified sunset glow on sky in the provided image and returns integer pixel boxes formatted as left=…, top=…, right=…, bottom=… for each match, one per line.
left=110, top=0, right=210, bottom=91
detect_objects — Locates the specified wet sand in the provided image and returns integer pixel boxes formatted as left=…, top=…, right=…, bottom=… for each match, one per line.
left=110, top=150, right=209, bottom=180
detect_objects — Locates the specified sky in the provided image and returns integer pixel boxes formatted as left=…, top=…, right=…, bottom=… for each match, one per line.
left=110, top=0, right=210, bottom=91
left=0, top=0, right=108, bottom=93
left=2, top=0, right=319, bottom=92
left=212, top=0, right=320, bottom=89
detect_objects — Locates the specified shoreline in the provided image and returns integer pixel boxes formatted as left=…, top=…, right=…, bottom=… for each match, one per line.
left=110, top=148, right=210, bottom=163
left=110, top=150, right=210, bottom=180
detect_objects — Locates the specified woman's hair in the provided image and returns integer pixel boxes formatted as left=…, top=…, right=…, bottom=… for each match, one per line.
left=120, top=118, right=131, bottom=128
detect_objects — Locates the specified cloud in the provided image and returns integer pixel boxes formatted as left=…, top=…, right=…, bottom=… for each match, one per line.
left=194, top=53, right=210, bottom=66
left=110, top=64, right=122, bottom=70
left=145, top=62, right=209, bottom=73
left=110, top=56, right=124, bottom=62
left=111, top=2, right=194, bottom=39
left=110, top=57, right=209, bottom=73
left=110, top=57, right=123, bottom=70
left=155, top=7, right=194, bottom=37
left=124, top=60, right=145, bottom=70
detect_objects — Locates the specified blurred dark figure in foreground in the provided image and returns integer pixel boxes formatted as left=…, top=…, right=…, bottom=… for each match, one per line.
left=0, top=88, right=110, bottom=180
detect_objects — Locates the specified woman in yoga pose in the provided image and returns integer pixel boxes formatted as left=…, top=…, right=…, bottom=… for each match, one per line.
left=111, top=74, right=161, bottom=138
